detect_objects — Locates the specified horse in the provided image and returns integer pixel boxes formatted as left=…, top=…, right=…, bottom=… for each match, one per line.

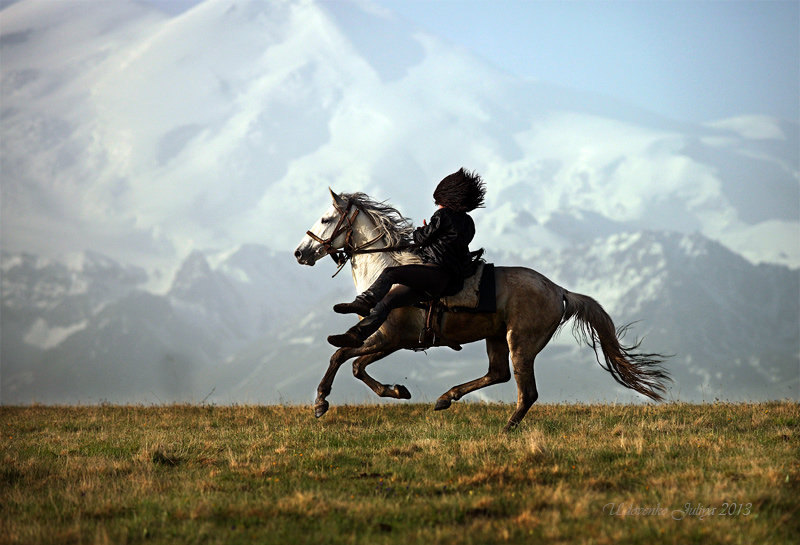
left=294, top=189, right=670, bottom=431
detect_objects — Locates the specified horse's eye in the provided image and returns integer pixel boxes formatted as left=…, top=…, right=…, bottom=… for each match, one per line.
left=321, top=217, right=334, bottom=224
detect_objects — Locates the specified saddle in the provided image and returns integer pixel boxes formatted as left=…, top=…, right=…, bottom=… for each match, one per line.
left=416, top=263, right=497, bottom=350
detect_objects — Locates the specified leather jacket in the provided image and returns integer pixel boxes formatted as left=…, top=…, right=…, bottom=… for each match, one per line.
left=412, top=208, right=476, bottom=282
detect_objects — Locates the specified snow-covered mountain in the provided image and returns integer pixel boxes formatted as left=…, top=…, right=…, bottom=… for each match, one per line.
left=1, top=245, right=335, bottom=403
left=1, top=251, right=147, bottom=373
left=1, top=0, right=797, bottom=268
left=519, top=231, right=799, bottom=401
left=2, top=231, right=797, bottom=404
left=1, top=0, right=798, bottom=404
left=212, top=232, right=799, bottom=406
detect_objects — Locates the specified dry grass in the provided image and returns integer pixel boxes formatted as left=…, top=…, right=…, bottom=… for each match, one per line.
left=1, top=402, right=797, bottom=544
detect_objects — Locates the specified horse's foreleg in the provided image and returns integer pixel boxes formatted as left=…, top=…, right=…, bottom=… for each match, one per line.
left=352, top=349, right=411, bottom=399
left=314, top=336, right=392, bottom=418
left=314, top=347, right=353, bottom=418
left=434, top=335, right=511, bottom=411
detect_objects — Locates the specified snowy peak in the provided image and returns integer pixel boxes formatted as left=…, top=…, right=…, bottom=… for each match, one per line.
left=220, top=230, right=799, bottom=404
left=1, top=250, right=146, bottom=312
left=319, top=0, right=426, bottom=83
left=509, top=230, right=777, bottom=319
left=1, top=250, right=150, bottom=373
left=169, top=251, right=215, bottom=297
left=2, top=0, right=797, bottom=270
left=2, top=232, right=797, bottom=404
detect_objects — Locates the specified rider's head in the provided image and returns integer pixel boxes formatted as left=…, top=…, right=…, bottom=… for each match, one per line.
left=433, top=168, right=486, bottom=212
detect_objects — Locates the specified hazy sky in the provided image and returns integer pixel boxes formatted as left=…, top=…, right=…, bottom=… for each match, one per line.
left=140, top=0, right=799, bottom=124
left=373, top=0, right=799, bottom=124
left=2, top=0, right=797, bottom=266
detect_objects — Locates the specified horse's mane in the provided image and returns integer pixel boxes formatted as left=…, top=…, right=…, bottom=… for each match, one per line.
left=343, top=192, right=414, bottom=247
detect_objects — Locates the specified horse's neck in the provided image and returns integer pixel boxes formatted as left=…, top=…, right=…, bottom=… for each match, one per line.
left=350, top=251, right=401, bottom=293
left=348, top=217, right=413, bottom=292
left=348, top=210, right=419, bottom=293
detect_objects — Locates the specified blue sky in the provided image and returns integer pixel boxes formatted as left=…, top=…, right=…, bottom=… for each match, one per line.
left=374, top=0, right=799, bottom=123
left=140, top=0, right=798, bottom=123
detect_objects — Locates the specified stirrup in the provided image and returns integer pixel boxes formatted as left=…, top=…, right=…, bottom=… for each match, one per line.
left=417, top=300, right=462, bottom=351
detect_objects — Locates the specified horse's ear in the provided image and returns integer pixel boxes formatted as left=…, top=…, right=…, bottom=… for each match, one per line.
left=329, top=187, right=347, bottom=208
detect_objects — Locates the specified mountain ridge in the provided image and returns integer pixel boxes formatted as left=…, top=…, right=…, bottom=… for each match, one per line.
left=1, top=0, right=797, bottom=269
left=3, top=229, right=796, bottom=404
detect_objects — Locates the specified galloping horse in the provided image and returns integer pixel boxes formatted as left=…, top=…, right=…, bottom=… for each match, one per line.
left=294, top=189, right=670, bottom=430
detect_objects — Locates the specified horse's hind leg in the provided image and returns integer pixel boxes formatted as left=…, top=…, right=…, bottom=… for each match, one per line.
left=503, top=353, right=539, bottom=432
left=434, top=336, right=511, bottom=410
left=503, top=325, right=559, bottom=431
left=352, top=350, right=411, bottom=399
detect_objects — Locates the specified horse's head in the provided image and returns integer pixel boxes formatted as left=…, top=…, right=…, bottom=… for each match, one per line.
left=294, top=188, right=364, bottom=266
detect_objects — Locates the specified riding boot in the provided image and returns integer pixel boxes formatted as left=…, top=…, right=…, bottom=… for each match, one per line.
left=331, top=273, right=394, bottom=316
left=332, top=291, right=377, bottom=316
left=327, top=302, right=390, bottom=348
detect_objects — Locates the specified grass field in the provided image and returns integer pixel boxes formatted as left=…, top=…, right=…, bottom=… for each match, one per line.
left=1, top=402, right=797, bottom=544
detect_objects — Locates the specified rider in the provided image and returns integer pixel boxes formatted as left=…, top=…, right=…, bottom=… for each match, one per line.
left=327, top=168, right=486, bottom=348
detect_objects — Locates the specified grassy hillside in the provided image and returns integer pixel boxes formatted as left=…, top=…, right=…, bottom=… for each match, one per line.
left=1, top=402, right=797, bottom=544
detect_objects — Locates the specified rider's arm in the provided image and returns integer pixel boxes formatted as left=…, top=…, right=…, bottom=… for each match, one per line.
left=412, top=211, right=444, bottom=246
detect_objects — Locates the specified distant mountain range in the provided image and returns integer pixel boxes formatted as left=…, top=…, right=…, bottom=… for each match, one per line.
left=1, top=0, right=797, bottom=404
left=3, top=231, right=797, bottom=405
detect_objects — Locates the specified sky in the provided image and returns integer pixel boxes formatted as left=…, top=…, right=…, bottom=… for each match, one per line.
left=140, top=0, right=800, bottom=124
left=372, top=0, right=799, bottom=124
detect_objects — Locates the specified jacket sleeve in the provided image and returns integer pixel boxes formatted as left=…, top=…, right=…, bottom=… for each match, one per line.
left=412, top=212, right=443, bottom=246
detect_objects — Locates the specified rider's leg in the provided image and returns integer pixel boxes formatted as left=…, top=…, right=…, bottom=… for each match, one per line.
left=332, top=267, right=396, bottom=316
left=333, top=264, right=448, bottom=316
left=328, top=286, right=407, bottom=347
left=328, top=266, right=450, bottom=347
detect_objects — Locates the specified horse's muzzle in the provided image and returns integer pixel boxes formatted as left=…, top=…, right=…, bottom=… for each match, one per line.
left=294, top=249, right=312, bottom=266
left=294, top=245, right=318, bottom=266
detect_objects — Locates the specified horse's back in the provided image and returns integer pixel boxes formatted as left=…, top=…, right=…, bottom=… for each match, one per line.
left=494, top=265, right=565, bottom=326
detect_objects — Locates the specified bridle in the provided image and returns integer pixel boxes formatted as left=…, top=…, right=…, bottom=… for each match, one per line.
left=305, top=199, right=416, bottom=277
left=305, top=200, right=382, bottom=277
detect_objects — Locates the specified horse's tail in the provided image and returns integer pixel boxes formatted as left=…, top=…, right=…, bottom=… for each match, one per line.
left=562, top=290, right=671, bottom=401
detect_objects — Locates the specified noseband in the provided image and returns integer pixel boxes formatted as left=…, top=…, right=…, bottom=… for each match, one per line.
left=306, top=200, right=382, bottom=276
left=305, top=200, right=359, bottom=257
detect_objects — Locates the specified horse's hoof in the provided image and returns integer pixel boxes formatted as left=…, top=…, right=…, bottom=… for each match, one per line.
left=314, top=399, right=329, bottom=418
left=393, top=384, right=411, bottom=399
left=503, top=421, right=520, bottom=433
left=434, top=398, right=451, bottom=411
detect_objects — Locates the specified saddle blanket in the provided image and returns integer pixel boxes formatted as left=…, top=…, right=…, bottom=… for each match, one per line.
left=441, top=263, right=496, bottom=313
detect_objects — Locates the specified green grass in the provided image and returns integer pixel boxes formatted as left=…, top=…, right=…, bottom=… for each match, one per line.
left=1, top=402, right=798, bottom=544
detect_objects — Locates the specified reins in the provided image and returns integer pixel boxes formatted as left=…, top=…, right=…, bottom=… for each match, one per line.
left=306, top=200, right=417, bottom=277
left=352, top=243, right=418, bottom=254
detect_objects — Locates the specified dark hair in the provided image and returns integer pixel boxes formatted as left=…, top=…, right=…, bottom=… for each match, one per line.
left=433, top=168, right=486, bottom=212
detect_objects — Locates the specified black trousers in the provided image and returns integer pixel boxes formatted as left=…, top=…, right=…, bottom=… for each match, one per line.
left=336, top=264, right=457, bottom=343
left=368, top=264, right=453, bottom=310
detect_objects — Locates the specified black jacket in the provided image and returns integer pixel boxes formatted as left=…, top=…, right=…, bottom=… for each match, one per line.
left=413, top=208, right=476, bottom=283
